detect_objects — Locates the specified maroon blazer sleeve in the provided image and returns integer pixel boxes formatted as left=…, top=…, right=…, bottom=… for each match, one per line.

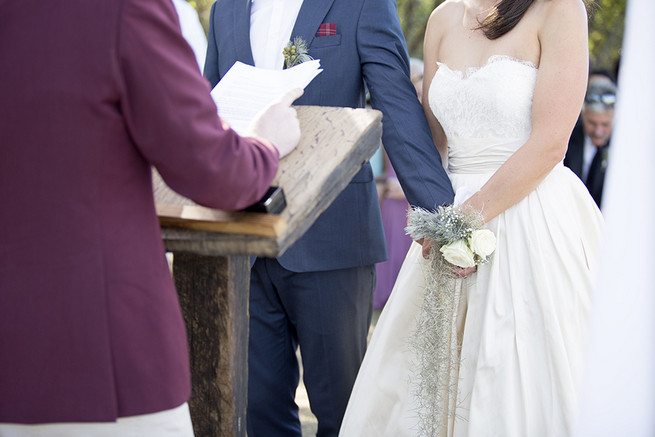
left=117, top=0, right=278, bottom=210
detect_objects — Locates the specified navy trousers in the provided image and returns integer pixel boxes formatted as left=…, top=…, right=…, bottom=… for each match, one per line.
left=246, top=257, right=375, bottom=437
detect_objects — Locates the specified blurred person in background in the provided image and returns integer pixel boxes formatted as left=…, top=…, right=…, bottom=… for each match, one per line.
left=565, top=78, right=618, bottom=209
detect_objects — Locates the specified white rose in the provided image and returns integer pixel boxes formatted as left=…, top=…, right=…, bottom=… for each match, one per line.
left=440, top=240, right=476, bottom=268
left=468, top=229, right=496, bottom=258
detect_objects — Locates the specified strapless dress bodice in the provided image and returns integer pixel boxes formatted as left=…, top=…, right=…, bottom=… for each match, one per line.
left=429, top=55, right=538, bottom=174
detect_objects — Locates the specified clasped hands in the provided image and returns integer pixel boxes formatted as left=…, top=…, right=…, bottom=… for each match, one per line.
left=417, top=237, right=478, bottom=278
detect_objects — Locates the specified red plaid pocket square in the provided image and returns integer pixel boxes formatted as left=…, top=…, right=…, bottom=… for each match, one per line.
left=315, top=23, right=337, bottom=37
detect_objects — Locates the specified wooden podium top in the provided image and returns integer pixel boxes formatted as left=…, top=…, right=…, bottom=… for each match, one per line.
left=155, top=105, right=382, bottom=257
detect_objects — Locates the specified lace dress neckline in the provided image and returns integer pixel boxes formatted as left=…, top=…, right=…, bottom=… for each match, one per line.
left=437, top=54, right=538, bottom=79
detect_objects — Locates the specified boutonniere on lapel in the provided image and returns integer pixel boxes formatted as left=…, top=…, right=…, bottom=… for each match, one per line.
left=283, top=37, right=313, bottom=69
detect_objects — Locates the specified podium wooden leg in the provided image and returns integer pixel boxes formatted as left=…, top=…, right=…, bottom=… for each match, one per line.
left=172, top=253, right=249, bottom=437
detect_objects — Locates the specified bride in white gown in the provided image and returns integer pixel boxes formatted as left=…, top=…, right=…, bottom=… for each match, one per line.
left=339, top=0, right=602, bottom=436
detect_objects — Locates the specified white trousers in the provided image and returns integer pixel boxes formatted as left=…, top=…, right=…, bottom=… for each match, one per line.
left=0, top=403, right=194, bottom=437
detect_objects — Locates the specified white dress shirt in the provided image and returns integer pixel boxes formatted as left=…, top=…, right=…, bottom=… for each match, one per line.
left=250, top=0, right=304, bottom=70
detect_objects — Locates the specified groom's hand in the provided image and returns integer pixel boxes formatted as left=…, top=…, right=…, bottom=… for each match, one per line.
left=417, top=238, right=432, bottom=259
left=416, top=238, right=432, bottom=259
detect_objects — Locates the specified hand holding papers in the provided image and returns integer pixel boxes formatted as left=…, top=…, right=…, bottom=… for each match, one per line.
left=210, top=60, right=323, bottom=137
left=248, top=88, right=304, bottom=158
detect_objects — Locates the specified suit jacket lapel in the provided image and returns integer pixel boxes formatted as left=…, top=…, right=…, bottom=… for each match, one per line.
left=291, top=0, right=336, bottom=46
left=234, top=0, right=255, bottom=65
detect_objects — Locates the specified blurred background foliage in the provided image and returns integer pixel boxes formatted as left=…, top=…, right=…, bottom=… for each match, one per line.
left=587, top=0, right=626, bottom=73
left=188, top=0, right=625, bottom=74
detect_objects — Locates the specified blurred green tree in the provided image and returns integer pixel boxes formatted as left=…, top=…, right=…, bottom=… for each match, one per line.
left=588, top=0, right=626, bottom=73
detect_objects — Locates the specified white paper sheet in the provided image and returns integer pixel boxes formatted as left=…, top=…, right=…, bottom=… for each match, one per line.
left=210, top=60, right=322, bottom=135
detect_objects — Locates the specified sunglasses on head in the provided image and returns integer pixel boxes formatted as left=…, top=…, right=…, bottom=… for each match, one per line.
left=585, top=93, right=616, bottom=106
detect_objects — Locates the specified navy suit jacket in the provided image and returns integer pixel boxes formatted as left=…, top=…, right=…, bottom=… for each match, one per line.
left=205, top=0, right=454, bottom=272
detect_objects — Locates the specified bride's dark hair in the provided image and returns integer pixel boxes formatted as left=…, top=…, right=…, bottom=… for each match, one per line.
left=477, top=0, right=596, bottom=40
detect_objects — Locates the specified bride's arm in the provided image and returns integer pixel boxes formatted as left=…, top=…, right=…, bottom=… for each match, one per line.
left=422, top=8, right=448, bottom=168
left=463, top=0, right=589, bottom=222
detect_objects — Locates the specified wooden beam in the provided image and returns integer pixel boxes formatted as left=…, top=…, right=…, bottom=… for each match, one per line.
left=173, top=254, right=250, bottom=437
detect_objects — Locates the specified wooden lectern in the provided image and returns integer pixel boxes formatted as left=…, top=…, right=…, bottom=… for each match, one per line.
left=153, top=106, right=382, bottom=437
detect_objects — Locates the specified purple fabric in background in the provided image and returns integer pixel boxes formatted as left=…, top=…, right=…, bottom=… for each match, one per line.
left=374, top=159, right=412, bottom=309
left=374, top=197, right=412, bottom=309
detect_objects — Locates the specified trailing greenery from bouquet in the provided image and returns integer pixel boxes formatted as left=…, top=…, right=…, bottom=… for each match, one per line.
left=405, top=205, right=496, bottom=435
left=283, top=37, right=313, bottom=69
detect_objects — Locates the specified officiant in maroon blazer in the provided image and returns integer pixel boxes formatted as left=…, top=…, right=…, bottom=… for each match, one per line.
left=0, top=0, right=297, bottom=432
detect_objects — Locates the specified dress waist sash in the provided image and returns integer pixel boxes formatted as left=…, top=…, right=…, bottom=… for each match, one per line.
left=447, top=137, right=528, bottom=174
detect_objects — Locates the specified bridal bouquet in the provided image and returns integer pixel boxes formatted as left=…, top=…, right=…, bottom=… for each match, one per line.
left=406, top=205, right=496, bottom=270
left=405, top=205, right=495, bottom=435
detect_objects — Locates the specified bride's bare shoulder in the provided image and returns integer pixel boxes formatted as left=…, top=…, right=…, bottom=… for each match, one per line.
left=532, top=0, right=589, bottom=30
left=426, top=0, right=464, bottom=38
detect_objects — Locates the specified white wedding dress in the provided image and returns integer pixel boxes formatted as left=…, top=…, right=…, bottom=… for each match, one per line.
left=339, top=55, right=604, bottom=437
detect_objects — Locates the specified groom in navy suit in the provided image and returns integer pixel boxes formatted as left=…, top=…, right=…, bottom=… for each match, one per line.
left=205, top=1, right=454, bottom=435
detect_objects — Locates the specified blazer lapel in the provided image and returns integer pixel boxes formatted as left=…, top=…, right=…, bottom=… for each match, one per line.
left=290, top=0, right=336, bottom=46
left=234, top=0, right=255, bottom=65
